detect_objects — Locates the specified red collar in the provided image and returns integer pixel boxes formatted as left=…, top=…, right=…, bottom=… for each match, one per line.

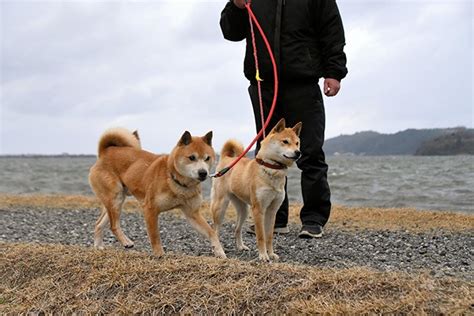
left=256, top=158, right=287, bottom=170
left=171, top=173, right=189, bottom=188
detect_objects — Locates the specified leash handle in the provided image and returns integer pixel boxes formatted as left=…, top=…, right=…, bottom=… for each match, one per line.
left=211, top=2, right=278, bottom=178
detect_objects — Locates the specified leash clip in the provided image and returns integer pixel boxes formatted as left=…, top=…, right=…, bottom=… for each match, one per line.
left=209, top=167, right=231, bottom=178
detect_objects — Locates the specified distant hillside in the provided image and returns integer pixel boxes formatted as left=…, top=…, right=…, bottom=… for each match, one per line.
left=323, top=128, right=473, bottom=156
left=415, top=129, right=474, bottom=155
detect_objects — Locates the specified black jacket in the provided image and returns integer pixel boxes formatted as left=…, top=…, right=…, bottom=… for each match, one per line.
left=220, top=0, right=348, bottom=84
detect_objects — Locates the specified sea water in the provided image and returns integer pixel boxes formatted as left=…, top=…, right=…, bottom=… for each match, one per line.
left=0, top=155, right=472, bottom=213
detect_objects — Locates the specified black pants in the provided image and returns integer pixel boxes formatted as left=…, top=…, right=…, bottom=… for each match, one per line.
left=249, top=82, right=331, bottom=227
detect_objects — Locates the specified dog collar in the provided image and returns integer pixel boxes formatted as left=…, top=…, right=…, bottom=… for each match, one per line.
left=256, top=158, right=287, bottom=170
left=171, top=173, right=188, bottom=188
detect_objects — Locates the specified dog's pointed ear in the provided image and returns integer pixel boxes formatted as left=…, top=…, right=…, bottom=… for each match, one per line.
left=202, top=131, right=213, bottom=146
left=178, top=131, right=192, bottom=146
left=292, top=122, right=302, bottom=137
left=132, top=130, right=140, bottom=140
left=270, top=118, right=286, bottom=134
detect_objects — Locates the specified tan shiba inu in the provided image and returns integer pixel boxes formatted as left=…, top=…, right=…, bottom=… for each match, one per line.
left=89, top=127, right=226, bottom=258
left=211, top=119, right=302, bottom=261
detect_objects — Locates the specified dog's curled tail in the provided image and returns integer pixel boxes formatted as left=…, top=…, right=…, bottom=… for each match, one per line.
left=97, top=127, right=141, bottom=157
left=221, top=139, right=244, bottom=158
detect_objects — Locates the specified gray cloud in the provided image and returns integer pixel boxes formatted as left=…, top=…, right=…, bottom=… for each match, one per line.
left=1, top=0, right=472, bottom=154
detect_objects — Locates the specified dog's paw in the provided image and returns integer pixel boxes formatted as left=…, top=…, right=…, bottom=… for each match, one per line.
left=122, top=237, right=135, bottom=249
left=258, top=253, right=270, bottom=262
left=152, top=249, right=165, bottom=258
left=214, top=245, right=227, bottom=258
left=237, top=244, right=250, bottom=251
left=215, top=251, right=227, bottom=259
left=94, top=242, right=105, bottom=250
left=269, top=253, right=279, bottom=261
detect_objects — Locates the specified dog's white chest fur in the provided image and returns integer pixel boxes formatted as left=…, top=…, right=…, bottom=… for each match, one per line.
left=256, top=185, right=284, bottom=210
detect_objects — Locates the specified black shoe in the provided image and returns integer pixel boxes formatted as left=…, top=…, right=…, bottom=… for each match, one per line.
left=298, top=225, right=323, bottom=238
left=247, top=225, right=290, bottom=235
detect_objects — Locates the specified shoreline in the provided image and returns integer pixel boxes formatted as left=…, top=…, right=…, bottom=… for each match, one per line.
left=1, top=193, right=472, bottom=232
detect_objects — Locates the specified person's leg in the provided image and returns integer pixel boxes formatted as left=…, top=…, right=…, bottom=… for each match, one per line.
left=248, top=84, right=289, bottom=229
left=281, top=83, right=331, bottom=229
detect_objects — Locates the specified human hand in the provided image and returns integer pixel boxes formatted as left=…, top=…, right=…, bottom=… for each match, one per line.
left=324, top=78, right=341, bottom=97
left=233, top=0, right=249, bottom=9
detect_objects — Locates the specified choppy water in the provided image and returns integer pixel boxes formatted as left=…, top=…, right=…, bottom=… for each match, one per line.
left=0, top=156, right=473, bottom=213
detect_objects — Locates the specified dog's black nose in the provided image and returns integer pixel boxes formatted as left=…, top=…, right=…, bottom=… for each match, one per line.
left=294, top=150, right=301, bottom=158
left=198, top=169, right=208, bottom=180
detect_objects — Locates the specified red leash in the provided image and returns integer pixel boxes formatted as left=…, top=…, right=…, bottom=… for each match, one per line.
left=248, top=4, right=266, bottom=139
left=210, top=2, right=279, bottom=178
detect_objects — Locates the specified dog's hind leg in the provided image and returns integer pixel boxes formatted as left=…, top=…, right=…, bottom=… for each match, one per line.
left=183, top=208, right=227, bottom=259
left=94, top=206, right=109, bottom=249
left=230, top=197, right=250, bottom=251
left=106, top=190, right=134, bottom=248
left=90, top=170, right=133, bottom=249
left=210, top=195, right=230, bottom=235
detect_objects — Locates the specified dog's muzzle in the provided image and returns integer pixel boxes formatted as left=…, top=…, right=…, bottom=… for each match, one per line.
left=284, top=150, right=301, bottom=161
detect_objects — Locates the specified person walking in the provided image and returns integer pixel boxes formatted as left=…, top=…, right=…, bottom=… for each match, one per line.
left=220, top=0, right=348, bottom=238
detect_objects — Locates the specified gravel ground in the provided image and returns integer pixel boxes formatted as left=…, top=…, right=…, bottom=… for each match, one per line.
left=1, top=207, right=472, bottom=279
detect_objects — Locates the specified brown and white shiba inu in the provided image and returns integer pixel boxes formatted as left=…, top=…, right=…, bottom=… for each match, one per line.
left=89, top=127, right=226, bottom=258
left=211, top=119, right=302, bottom=261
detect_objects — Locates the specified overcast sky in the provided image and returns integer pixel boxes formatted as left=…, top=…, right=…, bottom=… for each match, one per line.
left=1, top=0, right=472, bottom=154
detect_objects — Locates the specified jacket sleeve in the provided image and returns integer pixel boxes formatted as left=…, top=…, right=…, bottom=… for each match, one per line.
left=220, top=1, right=249, bottom=41
left=317, top=0, right=348, bottom=81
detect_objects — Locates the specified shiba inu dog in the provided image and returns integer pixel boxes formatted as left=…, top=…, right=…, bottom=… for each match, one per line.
left=89, top=127, right=226, bottom=258
left=211, top=119, right=302, bottom=261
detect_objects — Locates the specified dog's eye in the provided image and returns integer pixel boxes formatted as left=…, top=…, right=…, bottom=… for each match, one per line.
left=205, top=156, right=210, bottom=161
left=189, top=155, right=196, bottom=161
left=282, top=140, right=290, bottom=145
left=296, top=142, right=299, bottom=146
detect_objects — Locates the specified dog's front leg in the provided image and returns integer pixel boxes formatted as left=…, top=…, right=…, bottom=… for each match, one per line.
left=252, top=204, right=269, bottom=262
left=183, top=208, right=227, bottom=259
left=144, top=204, right=164, bottom=257
left=264, top=199, right=283, bottom=261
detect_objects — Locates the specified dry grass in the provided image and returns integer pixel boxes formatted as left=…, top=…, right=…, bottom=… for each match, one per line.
left=0, top=194, right=133, bottom=212
left=314, top=205, right=474, bottom=232
left=0, top=243, right=472, bottom=314
left=1, top=193, right=473, bottom=232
